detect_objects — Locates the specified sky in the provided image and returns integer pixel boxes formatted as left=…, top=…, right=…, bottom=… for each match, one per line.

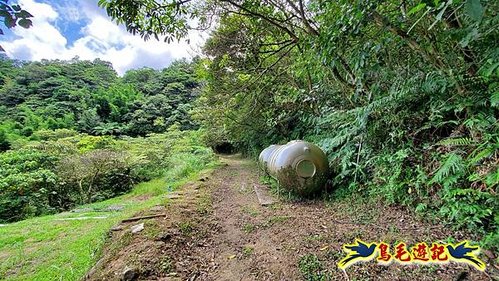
left=0, top=0, right=206, bottom=75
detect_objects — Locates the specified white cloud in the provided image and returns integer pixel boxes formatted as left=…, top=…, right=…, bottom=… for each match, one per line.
left=55, top=1, right=85, bottom=22
left=0, top=0, right=206, bottom=75
left=83, top=16, right=123, bottom=46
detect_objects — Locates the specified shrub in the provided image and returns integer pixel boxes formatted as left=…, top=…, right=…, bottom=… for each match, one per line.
left=32, top=129, right=78, bottom=141
left=0, top=129, right=217, bottom=222
left=57, top=149, right=135, bottom=204
left=76, top=135, right=115, bottom=152
left=0, top=129, right=10, bottom=152
left=0, top=149, right=59, bottom=222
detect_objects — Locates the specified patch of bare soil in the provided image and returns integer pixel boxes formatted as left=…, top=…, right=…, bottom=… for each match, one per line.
left=86, top=155, right=497, bottom=281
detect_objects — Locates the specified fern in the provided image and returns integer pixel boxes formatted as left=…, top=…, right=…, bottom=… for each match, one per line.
left=439, top=186, right=496, bottom=230
left=468, top=146, right=495, bottom=164
left=491, top=91, right=499, bottom=108
left=437, top=137, right=474, bottom=146
left=430, top=153, right=465, bottom=184
left=484, top=167, right=499, bottom=188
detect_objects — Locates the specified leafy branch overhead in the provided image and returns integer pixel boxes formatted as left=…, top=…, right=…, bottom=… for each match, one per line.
left=97, top=0, right=195, bottom=43
left=0, top=0, right=33, bottom=51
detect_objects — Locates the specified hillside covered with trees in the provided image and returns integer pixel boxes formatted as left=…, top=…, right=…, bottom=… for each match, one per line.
left=0, top=57, right=213, bottom=222
left=0, top=57, right=199, bottom=140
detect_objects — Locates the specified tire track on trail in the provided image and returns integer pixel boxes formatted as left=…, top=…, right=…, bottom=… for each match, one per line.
left=87, top=155, right=496, bottom=281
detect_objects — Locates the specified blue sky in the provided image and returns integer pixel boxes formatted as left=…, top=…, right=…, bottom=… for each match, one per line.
left=0, top=0, right=206, bottom=75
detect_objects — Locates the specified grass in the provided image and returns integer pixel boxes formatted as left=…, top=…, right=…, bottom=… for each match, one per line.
left=241, top=206, right=260, bottom=217
left=196, top=193, right=212, bottom=215
left=242, top=245, right=254, bottom=257
left=177, top=221, right=195, bottom=235
left=158, top=255, right=173, bottom=274
left=265, top=215, right=289, bottom=226
left=259, top=175, right=306, bottom=201
left=0, top=159, right=219, bottom=281
left=304, top=234, right=326, bottom=243
left=298, top=254, right=332, bottom=281
left=242, top=223, right=256, bottom=233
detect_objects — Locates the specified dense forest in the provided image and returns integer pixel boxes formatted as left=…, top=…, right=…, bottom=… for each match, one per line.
left=0, top=57, right=199, bottom=139
left=0, top=0, right=497, bottom=257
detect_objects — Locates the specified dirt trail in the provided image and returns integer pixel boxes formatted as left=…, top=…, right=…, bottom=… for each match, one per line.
left=87, top=155, right=496, bottom=281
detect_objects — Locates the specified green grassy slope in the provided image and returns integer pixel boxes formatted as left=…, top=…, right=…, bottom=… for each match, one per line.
left=0, top=164, right=218, bottom=280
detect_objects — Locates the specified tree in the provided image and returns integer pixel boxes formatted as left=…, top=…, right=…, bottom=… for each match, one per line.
left=77, top=108, right=101, bottom=133
left=0, top=128, right=10, bottom=151
left=98, top=0, right=194, bottom=43
left=122, top=67, right=160, bottom=94
left=57, top=150, right=131, bottom=204
left=0, top=0, right=33, bottom=52
left=0, top=56, right=201, bottom=138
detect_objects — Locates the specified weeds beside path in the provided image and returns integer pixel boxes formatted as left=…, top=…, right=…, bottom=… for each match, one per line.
left=87, top=155, right=497, bottom=280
